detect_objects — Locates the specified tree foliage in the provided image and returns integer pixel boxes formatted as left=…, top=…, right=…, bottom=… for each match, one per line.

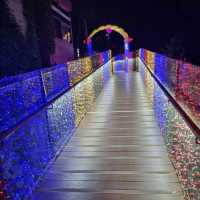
left=0, top=0, right=55, bottom=77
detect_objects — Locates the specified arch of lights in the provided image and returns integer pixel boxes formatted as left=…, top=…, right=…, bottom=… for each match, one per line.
left=86, top=24, right=133, bottom=57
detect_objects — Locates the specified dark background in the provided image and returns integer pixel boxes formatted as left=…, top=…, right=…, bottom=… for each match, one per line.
left=0, top=0, right=54, bottom=77
left=72, top=0, right=200, bottom=64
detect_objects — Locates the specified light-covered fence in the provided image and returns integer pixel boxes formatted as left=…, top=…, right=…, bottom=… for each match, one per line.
left=0, top=52, right=112, bottom=199
left=138, top=49, right=200, bottom=199
left=139, top=48, right=200, bottom=127
left=0, top=51, right=111, bottom=134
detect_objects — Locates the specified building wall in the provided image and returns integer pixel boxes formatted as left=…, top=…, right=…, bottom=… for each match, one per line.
left=0, top=0, right=74, bottom=77
left=55, top=0, right=72, bottom=12
left=50, top=38, right=74, bottom=65
left=50, top=0, right=74, bottom=64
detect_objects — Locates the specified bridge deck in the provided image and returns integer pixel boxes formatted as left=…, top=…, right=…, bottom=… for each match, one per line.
left=32, top=69, right=183, bottom=199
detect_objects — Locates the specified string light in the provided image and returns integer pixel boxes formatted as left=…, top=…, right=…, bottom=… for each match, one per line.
left=139, top=49, right=200, bottom=199
left=86, top=24, right=131, bottom=56
left=1, top=51, right=112, bottom=199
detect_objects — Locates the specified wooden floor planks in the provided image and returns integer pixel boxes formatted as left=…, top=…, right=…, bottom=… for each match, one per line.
left=32, top=71, right=184, bottom=200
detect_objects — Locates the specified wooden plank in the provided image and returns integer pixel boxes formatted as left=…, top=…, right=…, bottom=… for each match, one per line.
left=32, top=70, right=183, bottom=200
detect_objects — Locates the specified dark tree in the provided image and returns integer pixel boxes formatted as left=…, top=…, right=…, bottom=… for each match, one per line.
left=164, top=35, right=185, bottom=60
left=0, top=0, right=55, bottom=77
left=32, top=0, right=55, bottom=67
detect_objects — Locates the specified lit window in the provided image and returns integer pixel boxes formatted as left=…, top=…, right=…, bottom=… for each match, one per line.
left=63, top=32, right=71, bottom=43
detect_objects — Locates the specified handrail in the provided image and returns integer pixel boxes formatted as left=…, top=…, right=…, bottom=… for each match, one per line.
left=140, top=58, right=200, bottom=143
left=0, top=58, right=113, bottom=140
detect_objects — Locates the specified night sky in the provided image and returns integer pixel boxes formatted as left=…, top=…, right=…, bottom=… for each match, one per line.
left=72, top=0, right=200, bottom=64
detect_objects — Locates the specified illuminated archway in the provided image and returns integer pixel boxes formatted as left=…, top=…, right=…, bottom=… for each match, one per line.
left=86, top=24, right=133, bottom=57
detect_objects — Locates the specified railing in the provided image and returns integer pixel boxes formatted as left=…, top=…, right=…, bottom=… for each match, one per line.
left=0, top=51, right=112, bottom=199
left=139, top=48, right=200, bottom=139
left=0, top=51, right=111, bottom=136
left=138, top=49, right=200, bottom=199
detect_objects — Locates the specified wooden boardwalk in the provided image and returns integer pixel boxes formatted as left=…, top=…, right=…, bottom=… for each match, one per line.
left=32, top=70, right=184, bottom=200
